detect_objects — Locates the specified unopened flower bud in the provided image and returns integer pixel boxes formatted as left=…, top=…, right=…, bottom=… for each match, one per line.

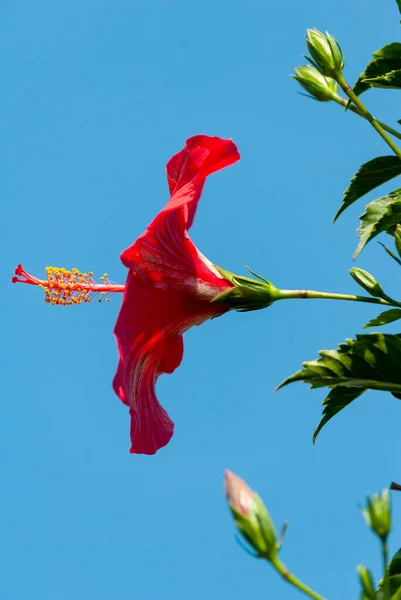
left=357, top=565, right=376, bottom=600
left=362, top=489, right=391, bottom=541
left=349, top=267, right=385, bottom=299
left=306, top=29, right=344, bottom=79
left=224, top=470, right=277, bottom=559
left=292, top=65, right=338, bottom=101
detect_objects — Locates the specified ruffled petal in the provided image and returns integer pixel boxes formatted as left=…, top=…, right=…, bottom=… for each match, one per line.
left=113, top=135, right=239, bottom=454
left=120, top=135, right=240, bottom=273
left=113, top=271, right=222, bottom=454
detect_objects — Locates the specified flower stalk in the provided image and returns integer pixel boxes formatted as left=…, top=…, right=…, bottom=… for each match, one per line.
left=332, top=92, right=401, bottom=141
left=336, top=72, right=401, bottom=161
left=275, top=288, right=401, bottom=308
left=270, top=555, right=327, bottom=600
left=225, top=471, right=326, bottom=600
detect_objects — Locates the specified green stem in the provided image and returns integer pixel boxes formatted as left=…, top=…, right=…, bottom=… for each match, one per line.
left=332, top=93, right=401, bottom=141
left=382, top=539, right=390, bottom=600
left=270, top=555, right=326, bottom=600
left=336, top=73, right=401, bottom=160
left=276, top=288, right=398, bottom=307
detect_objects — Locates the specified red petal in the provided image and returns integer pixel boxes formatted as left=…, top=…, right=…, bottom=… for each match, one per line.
left=113, top=272, right=221, bottom=455
left=113, top=135, right=239, bottom=454
left=120, top=135, right=240, bottom=271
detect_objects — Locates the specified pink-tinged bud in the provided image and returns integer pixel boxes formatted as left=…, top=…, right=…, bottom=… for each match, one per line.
left=224, top=470, right=277, bottom=559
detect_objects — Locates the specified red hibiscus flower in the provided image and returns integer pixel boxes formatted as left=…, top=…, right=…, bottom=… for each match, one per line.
left=13, top=135, right=241, bottom=455
left=113, top=135, right=240, bottom=454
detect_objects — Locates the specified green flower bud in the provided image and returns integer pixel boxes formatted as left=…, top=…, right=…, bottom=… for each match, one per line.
left=292, top=65, right=338, bottom=101
left=306, top=29, right=344, bottom=79
left=213, top=267, right=279, bottom=312
left=349, top=267, right=385, bottom=298
left=224, top=470, right=277, bottom=559
left=362, top=489, right=391, bottom=541
left=357, top=565, right=376, bottom=600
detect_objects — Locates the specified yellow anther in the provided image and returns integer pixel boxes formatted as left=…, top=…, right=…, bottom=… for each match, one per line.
left=38, top=265, right=117, bottom=306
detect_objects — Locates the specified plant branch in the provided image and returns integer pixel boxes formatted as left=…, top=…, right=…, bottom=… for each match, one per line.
left=332, top=93, right=401, bottom=141
left=336, top=73, right=401, bottom=160
left=382, top=539, right=390, bottom=600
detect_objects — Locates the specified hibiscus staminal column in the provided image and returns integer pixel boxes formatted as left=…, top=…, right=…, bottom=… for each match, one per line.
left=12, top=264, right=125, bottom=305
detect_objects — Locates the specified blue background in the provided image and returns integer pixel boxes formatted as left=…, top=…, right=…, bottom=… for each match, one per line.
left=2, top=1, right=401, bottom=598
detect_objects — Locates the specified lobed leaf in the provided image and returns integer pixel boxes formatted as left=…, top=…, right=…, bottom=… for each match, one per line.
left=364, top=309, right=401, bottom=329
left=312, top=387, right=365, bottom=443
left=353, top=43, right=401, bottom=96
left=335, top=158, right=401, bottom=221
left=363, top=68, right=401, bottom=89
left=277, top=333, right=401, bottom=441
left=379, top=242, right=401, bottom=266
left=354, top=189, right=401, bottom=257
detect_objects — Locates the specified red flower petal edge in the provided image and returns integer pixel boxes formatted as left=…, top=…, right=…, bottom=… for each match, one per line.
left=113, top=135, right=240, bottom=455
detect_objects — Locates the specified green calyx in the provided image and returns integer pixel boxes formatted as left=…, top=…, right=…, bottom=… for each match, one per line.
left=362, top=489, right=391, bottom=541
left=230, top=494, right=278, bottom=560
left=212, top=266, right=280, bottom=312
left=292, top=65, right=338, bottom=101
left=305, top=28, right=344, bottom=79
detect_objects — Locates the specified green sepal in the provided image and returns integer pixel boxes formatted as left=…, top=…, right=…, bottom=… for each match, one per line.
left=305, top=29, right=344, bottom=79
left=230, top=494, right=277, bottom=560
left=362, top=490, right=391, bottom=542
left=213, top=266, right=279, bottom=312
left=291, top=65, right=337, bottom=101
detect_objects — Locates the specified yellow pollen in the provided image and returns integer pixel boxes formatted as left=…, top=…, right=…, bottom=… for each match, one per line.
left=39, top=266, right=113, bottom=306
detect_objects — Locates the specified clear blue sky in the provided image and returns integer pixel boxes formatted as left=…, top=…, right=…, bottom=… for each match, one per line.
left=2, top=1, right=401, bottom=599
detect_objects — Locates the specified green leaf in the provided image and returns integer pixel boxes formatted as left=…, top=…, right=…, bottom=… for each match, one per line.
left=391, top=585, right=401, bottom=600
left=378, top=549, right=401, bottom=597
left=277, top=334, right=401, bottom=440
left=396, top=0, right=401, bottom=15
left=379, top=242, right=401, bottom=266
left=363, top=68, right=401, bottom=89
left=353, top=43, right=401, bottom=96
left=364, top=309, right=401, bottom=329
left=312, top=387, right=366, bottom=442
left=335, top=158, right=401, bottom=221
left=354, top=189, right=401, bottom=257
left=394, top=224, right=401, bottom=257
